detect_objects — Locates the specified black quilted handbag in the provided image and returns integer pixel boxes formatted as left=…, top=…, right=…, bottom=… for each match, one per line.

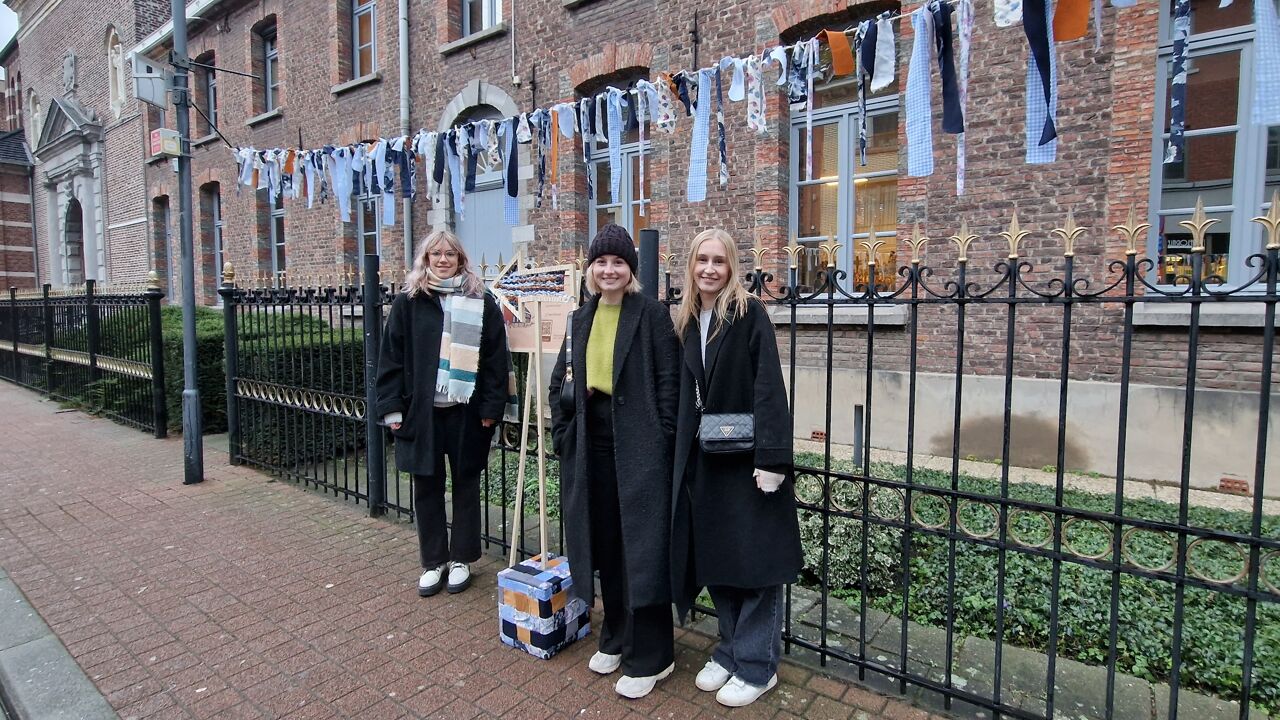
left=695, top=380, right=754, bottom=454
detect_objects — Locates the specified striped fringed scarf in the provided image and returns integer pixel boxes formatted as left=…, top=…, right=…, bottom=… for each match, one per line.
left=429, top=271, right=520, bottom=421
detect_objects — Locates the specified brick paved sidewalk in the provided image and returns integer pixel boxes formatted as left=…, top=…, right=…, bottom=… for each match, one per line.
left=0, top=383, right=945, bottom=720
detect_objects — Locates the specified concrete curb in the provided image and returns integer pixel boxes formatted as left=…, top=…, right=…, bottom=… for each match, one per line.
left=0, top=567, right=117, bottom=720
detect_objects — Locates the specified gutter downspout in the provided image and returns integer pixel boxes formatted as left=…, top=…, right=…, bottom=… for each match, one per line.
left=399, top=0, right=412, bottom=269
left=28, top=166, right=39, bottom=286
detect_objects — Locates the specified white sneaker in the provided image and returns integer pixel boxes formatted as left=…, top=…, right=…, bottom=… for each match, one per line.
left=446, top=562, right=471, bottom=594
left=418, top=565, right=445, bottom=597
left=615, top=662, right=675, bottom=699
left=588, top=651, right=622, bottom=674
left=715, top=674, right=778, bottom=707
left=695, top=659, right=732, bottom=692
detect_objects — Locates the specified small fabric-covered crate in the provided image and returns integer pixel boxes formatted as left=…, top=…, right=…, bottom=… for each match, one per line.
left=497, top=553, right=590, bottom=659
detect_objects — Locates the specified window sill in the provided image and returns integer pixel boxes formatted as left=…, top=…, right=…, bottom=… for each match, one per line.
left=331, top=72, right=382, bottom=96
left=767, top=304, right=908, bottom=327
left=1132, top=301, right=1272, bottom=328
left=192, top=134, right=220, bottom=148
left=146, top=153, right=170, bottom=166
left=562, top=0, right=602, bottom=7
left=246, top=108, right=284, bottom=128
left=439, top=23, right=508, bottom=56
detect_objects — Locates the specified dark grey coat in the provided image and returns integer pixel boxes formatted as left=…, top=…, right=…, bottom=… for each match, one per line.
left=548, top=292, right=680, bottom=609
left=374, top=290, right=510, bottom=476
left=671, top=298, right=802, bottom=621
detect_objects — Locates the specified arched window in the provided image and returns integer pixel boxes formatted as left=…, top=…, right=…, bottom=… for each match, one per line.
left=578, top=70, right=651, bottom=243
left=26, top=89, right=41, bottom=146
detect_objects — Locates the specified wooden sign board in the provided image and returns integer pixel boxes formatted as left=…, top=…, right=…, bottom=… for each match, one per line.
left=491, top=254, right=577, bottom=354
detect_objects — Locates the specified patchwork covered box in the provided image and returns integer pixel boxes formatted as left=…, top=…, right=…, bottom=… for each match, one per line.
left=497, top=553, right=590, bottom=659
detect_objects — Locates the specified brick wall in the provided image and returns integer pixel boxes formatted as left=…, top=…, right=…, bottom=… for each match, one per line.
left=0, top=165, right=36, bottom=289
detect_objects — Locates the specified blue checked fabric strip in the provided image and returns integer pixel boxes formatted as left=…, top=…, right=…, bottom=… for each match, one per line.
left=1026, top=0, right=1058, bottom=164
left=1164, top=0, right=1191, bottom=164
left=687, top=69, right=713, bottom=202
left=1252, top=0, right=1280, bottom=126
left=503, top=119, right=519, bottom=226
left=906, top=6, right=935, bottom=177
left=607, top=89, right=626, bottom=202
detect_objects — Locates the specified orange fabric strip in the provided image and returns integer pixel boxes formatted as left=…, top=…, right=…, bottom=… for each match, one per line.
left=1053, top=0, right=1089, bottom=41
left=821, top=30, right=856, bottom=77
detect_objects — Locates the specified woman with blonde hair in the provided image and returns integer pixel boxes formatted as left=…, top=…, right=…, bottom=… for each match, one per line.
left=375, top=229, right=513, bottom=597
left=548, top=224, right=679, bottom=699
left=670, top=228, right=800, bottom=707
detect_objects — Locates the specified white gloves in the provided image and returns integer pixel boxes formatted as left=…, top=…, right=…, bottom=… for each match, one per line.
left=383, top=412, right=403, bottom=426
left=754, top=468, right=785, bottom=493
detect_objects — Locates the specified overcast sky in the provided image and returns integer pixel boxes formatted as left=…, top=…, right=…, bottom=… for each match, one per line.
left=0, top=5, right=16, bottom=48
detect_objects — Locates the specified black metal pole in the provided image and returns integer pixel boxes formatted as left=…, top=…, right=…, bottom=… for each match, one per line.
left=86, top=279, right=100, bottom=384
left=362, top=253, right=386, bottom=516
left=219, top=267, right=241, bottom=464
left=146, top=275, right=168, bottom=438
left=41, top=284, right=51, bottom=393
left=638, top=228, right=659, bottom=300
left=172, top=0, right=204, bottom=483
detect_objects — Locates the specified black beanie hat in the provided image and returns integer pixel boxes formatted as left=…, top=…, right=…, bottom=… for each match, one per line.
left=587, top=224, right=639, bottom=273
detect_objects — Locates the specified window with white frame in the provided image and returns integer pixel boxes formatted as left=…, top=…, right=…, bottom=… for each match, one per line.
left=1151, top=0, right=1279, bottom=286
left=587, top=94, right=651, bottom=243
left=462, top=0, right=500, bottom=37
left=271, top=194, right=286, bottom=286
left=212, top=191, right=224, bottom=288
left=352, top=0, right=376, bottom=77
left=789, top=61, right=899, bottom=293
left=357, top=195, right=381, bottom=256
left=262, top=25, right=280, bottom=112
left=205, top=60, right=218, bottom=131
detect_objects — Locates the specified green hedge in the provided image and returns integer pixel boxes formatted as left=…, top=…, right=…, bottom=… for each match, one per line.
left=238, top=331, right=366, bottom=468
left=795, top=453, right=1279, bottom=716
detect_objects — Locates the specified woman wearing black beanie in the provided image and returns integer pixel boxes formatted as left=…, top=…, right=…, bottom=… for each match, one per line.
left=548, top=224, right=680, bottom=699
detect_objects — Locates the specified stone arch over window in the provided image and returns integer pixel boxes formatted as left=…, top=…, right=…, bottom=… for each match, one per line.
left=105, top=27, right=126, bottom=119
left=769, top=0, right=896, bottom=42
left=567, top=43, right=652, bottom=94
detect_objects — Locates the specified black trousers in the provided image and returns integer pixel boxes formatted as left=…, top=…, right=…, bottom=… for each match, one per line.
left=413, top=404, right=493, bottom=569
left=586, top=391, right=674, bottom=677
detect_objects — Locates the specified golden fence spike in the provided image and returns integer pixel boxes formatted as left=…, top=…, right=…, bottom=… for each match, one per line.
left=1252, top=189, right=1280, bottom=251
left=949, top=218, right=979, bottom=263
left=819, top=238, right=843, bottom=269
left=783, top=234, right=805, bottom=269
left=1000, top=211, right=1031, bottom=260
left=147, top=270, right=161, bottom=291
left=1051, top=208, right=1087, bottom=258
left=859, top=238, right=886, bottom=266
left=904, top=223, right=929, bottom=265
left=1179, top=196, right=1219, bottom=254
left=1112, top=208, right=1151, bottom=257
left=749, top=236, right=769, bottom=271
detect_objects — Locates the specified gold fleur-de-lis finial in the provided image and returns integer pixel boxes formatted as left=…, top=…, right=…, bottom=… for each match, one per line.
left=1179, top=196, right=1219, bottom=253
left=783, top=235, right=805, bottom=269
left=859, top=238, right=886, bottom=265
left=904, top=223, right=929, bottom=265
left=1253, top=190, right=1280, bottom=251
left=999, top=212, right=1030, bottom=260
left=1113, top=208, right=1151, bottom=256
left=950, top=218, right=979, bottom=263
left=659, top=252, right=676, bottom=272
left=147, top=270, right=161, bottom=291
left=1051, top=208, right=1087, bottom=258
left=749, top=236, right=768, bottom=271
left=480, top=253, right=489, bottom=277
left=819, top=239, right=843, bottom=268
left=221, top=262, right=235, bottom=284
left=573, top=250, right=585, bottom=271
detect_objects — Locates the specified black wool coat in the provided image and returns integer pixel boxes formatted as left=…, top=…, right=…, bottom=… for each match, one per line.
left=671, top=298, right=802, bottom=621
left=548, top=292, right=680, bottom=609
left=374, top=290, right=510, bottom=477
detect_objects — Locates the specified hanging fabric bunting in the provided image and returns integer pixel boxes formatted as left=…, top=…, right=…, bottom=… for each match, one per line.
left=854, top=20, right=874, bottom=166
left=634, top=82, right=653, bottom=216
left=745, top=55, right=768, bottom=134
left=798, top=38, right=820, bottom=181
left=871, top=13, right=896, bottom=93
left=502, top=118, right=519, bottom=226
left=606, top=88, right=626, bottom=201
left=819, top=29, right=855, bottom=76
left=687, top=68, right=713, bottom=202
left=1163, top=0, right=1190, bottom=164
left=995, top=0, right=1023, bottom=27
left=906, top=5, right=936, bottom=177
left=1092, top=0, right=1104, bottom=49
left=1053, top=0, right=1089, bottom=41
left=957, top=0, right=974, bottom=194
left=932, top=0, right=965, bottom=135
left=715, top=66, right=729, bottom=188
left=1026, top=0, right=1059, bottom=164
left=1252, top=0, right=1280, bottom=126
left=1025, top=0, right=1059, bottom=149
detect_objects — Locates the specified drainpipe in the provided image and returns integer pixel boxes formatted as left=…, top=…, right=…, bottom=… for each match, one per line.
left=399, top=0, right=412, bottom=268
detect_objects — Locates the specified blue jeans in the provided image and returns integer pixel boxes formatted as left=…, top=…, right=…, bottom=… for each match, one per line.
left=707, top=584, right=784, bottom=687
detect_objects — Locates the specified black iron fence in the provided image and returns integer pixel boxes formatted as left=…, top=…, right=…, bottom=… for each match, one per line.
left=0, top=281, right=168, bottom=435
left=217, top=205, right=1279, bottom=720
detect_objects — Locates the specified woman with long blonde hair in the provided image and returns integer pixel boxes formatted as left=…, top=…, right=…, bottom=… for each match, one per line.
left=375, top=230, right=513, bottom=597
left=670, top=229, right=800, bottom=708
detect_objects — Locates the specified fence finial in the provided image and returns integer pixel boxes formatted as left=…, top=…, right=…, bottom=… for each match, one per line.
left=1252, top=190, right=1280, bottom=251
left=1051, top=209, right=1086, bottom=258
left=1113, top=208, right=1150, bottom=257
left=749, top=236, right=768, bottom=271
left=1000, top=212, right=1030, bottom=260
left=222, top=262, right=236, bottom=285
left=147, top=271, right=162, bottom=291
left=783, top=234, right=804, bottom=270
left=1179, top=196, right=1218, bottom=254
left=905, top=223, right=929, bottom=265
left=950, top=219, right=978, bottom=263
